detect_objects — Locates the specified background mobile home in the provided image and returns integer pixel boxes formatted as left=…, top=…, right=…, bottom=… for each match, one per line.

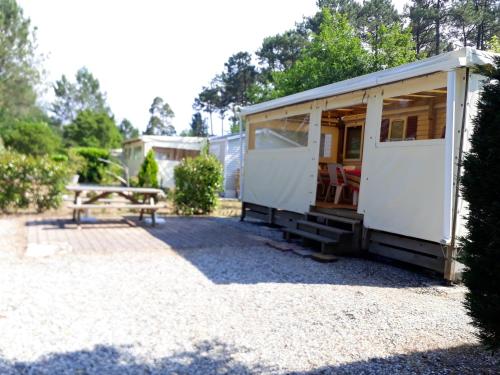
left=123, top=136, right=205, bottom=188
left=209, top=129, right=302, bottom=198
left=240, top=47, right=497, bottom=280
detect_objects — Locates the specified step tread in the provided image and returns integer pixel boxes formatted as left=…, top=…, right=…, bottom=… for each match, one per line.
left=307, top=211, right=361, bottom=225
left=296, top=220, right=352, bottom=235
left=283, top=228, right=338, bottom=244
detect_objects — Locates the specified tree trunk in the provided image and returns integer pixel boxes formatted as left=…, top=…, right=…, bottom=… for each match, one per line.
left=435, top=0, right=441, bottom=55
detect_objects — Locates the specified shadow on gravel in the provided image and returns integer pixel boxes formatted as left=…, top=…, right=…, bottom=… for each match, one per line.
left=24, top=215, right=441, bottom=287
left=140, top=216, right=441, bottom=288
left=0, top=342, right=497, bottom=374
left=0, top=340, right=271, bottom=375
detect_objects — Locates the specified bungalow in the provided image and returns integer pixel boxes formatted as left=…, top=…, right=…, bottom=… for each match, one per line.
left=123, top=135, right=205, bottom=188
left=209, top=129, right=303, bottom=198
left=239, top=47, right=497, bottom=281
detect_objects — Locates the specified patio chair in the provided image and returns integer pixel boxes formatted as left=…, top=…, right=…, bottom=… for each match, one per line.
left=324, top=163, right=347, bottom=204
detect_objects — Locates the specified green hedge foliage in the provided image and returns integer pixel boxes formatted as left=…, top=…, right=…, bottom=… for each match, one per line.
left=72, top=147, right=110, bottom=184
left=0, top=151, right=70, bottom=212
left=173, top=154, right=223, bottom=215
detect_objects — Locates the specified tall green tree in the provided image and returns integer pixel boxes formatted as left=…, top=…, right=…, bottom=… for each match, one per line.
left=272, top=10, right=369, bottom=97
left=63, top=110, right=122, bottom=149
left=51, top=67, right=111, bottom=125
left=256, top=30, right=308, bottom=75
left=144, top=96, right=176, bottom=136
left=118, top=118, right=139, bottom=140
left=185, top=112, right=208, bottom=137
left=358, top=0, right=401, bottom=61
left=316, top=0, right=362, bottom=27
left=448, top=0, right=479, bottom=47
left=221, top=52, right=258, bottom=108
left=460, top=56, right=500, bottom=350
left=368, top=23, right=417, bottom=70
left=0, top=0, right=41, bottom=119
left=193, top=82, right=219, bottom=135
left=405, top=0, right=439, bottom=56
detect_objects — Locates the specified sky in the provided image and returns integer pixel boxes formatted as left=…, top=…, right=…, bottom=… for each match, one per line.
left=19, top=0, right=408, bottom=136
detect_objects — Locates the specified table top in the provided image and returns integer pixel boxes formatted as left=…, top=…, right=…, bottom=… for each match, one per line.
left=66, top=184, right=165, bottom=196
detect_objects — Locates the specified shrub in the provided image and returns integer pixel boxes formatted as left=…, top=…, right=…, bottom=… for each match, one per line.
left=1, top=120, right=62, bottom=156
left=173, top=153, right=223, bottom=215
left=138, top=150, right=159, bottom=188
left=0, top=151, right=70, bottom=212
left=460, top=57, right=500, bottom=350
left=72, top=147, right=110, bottom=184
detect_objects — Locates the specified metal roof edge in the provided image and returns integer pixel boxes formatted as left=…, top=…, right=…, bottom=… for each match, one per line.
left=241, top=47, right=496, bottom=118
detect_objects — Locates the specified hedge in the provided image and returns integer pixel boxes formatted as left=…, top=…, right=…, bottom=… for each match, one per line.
left=0, top=151, right=71, bottom=212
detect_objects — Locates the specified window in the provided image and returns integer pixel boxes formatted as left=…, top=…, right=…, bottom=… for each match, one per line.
left=389, top=119, right=405, bottom=141
left=379, top=87, right=447, bottom=142
left=249, top=113, right=309, bottom=150
left=344, top=124, right=363, bottom=160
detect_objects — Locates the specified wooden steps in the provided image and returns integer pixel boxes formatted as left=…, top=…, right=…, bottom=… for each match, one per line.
left=282, top=209, right=363, bottom=258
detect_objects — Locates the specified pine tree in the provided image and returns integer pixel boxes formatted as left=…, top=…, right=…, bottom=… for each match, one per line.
left=138, top=150, right=159, bottom=188
left=460, top=56, right=500, bottom=350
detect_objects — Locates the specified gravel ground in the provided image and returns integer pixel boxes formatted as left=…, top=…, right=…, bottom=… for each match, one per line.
left=0, top=215, right=498, bottom=374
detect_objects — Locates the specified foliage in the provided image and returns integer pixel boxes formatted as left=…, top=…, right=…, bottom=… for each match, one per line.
left=71, top=147, right=110, bottom=184
left=256, top=30, right=308, bottom=75
left=460, top=56, right=500, bottom=350
left=193, top=83, right=219, bottom=135
left=368, top=23, right=417, bottom=70
left=183, top=112, right=208, bottom=137
left=118, top=118, right=139, bottom=140
left=51, top=67, right=111, bottom=125
left=1, top=120, right=61, bottom=156
left=137, top=150, right=159, bottom=188
left=405, top=0, right=436, bottom=56
left=489, top=35, right=500, bottom=53
left=272, top=10, right=369, bottom=97
left=144, top=96, right=176, bottom=135
left=0, top=0, right=41, bottom=119
left=63, top=110, right=122, bottom=149
left=173, top=153, right=223, bottom=215
left=0, top=151, right=70, bottom=212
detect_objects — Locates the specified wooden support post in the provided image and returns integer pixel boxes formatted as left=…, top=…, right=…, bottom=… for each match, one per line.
left=444, top=245, right=458, bottom=282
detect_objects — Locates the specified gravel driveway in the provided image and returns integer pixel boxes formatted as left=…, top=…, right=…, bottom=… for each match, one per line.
left=0, top=215, right=498, bottom=374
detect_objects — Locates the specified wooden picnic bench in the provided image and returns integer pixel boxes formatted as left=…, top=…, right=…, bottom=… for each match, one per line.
left=66, top=184, right=166, bottom=227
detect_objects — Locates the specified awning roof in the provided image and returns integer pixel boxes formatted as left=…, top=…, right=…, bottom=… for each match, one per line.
left=241, top=47, right=496, bottom=118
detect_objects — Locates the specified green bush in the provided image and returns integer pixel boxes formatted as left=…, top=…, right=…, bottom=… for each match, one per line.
left=460, top=57, right=500, bottom=350
left=72, top=147, right=110, bottom=184
left=138, top=150, right=159, bottom=188
left=173, top=153, right=223, bottom=215
left=0, top=151, right=71, bottom=212
left=1, top=120, right=62, bottom=156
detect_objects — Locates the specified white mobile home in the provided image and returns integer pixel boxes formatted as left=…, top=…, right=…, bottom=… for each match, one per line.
left=123, top=136, right=205, bottom=188
left=209, top=130, right=303, bottom=198
left=240, top=47, right=497, bottom=280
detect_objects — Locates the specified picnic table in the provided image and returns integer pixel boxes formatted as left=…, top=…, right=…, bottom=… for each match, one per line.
left=66, top=184, right=166, bottom=227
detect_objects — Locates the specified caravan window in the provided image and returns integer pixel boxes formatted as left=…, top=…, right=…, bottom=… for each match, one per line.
left=249, top=114, right=309, bottom=150
left=379, top=87, right=447, bottom=142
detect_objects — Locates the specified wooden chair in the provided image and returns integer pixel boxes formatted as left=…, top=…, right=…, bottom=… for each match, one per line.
left=324, top=163, right=347, bottom=204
